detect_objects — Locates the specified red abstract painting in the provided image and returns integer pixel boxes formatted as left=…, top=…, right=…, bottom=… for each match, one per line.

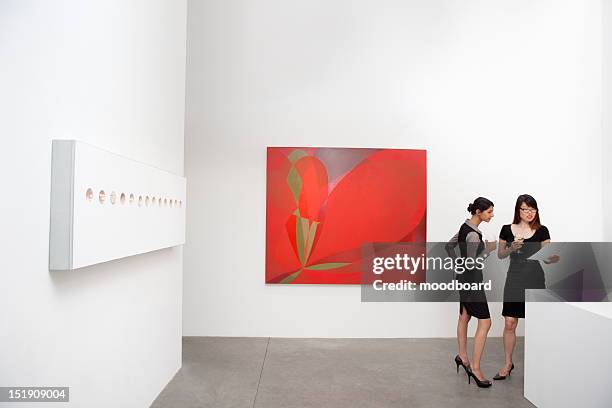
left=266, top=147, right=427, bottom=284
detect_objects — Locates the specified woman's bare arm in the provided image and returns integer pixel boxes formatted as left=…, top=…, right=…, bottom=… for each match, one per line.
left=498, top=239, right=514, bottom=259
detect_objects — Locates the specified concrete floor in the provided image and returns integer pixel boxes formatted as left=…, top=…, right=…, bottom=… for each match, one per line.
left=152, top=337, right=535, bottom=408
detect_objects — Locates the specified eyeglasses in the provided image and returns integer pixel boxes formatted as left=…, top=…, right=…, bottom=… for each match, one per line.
left=520, top=208, right=537, bottom=214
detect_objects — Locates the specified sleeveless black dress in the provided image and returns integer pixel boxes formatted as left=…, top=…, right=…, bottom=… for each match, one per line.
left=499, top=224, right=550, bottom=318
left=456, top=222, right=490, bottom=319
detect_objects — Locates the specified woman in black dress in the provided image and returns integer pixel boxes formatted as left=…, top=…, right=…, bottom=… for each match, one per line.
left=494, top=194, right=559, bottom=380
left=447, top=197, right=497, bottom=387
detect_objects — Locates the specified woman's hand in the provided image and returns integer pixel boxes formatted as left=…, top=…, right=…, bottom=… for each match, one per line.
left=544, top=255, right=560, bottom=264
left=510, top=239, right=524, bottom=252
left=485, top=240, right=497, bottom=254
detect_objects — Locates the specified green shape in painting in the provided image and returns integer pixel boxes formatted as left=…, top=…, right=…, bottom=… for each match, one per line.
left=295, top=216, right=307, bottom=265
left=287, top=166, right=302, bottom=205
left=288, top=149, right=308, bottom=164
left=305, top=262, right=351, bottom=270
left=304, top=221, right=318, bottom=262
left=279, top=269, right=302, bottom=284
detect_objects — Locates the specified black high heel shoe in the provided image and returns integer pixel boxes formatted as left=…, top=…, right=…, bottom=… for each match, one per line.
left=454, top=355, right=470, bottom=374
left=493, top=363, right=514, bottom=380
left=467, top=367, right=492, bottom=388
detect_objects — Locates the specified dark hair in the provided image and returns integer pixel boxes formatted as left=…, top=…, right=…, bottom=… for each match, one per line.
left=513, top=194, right=541, bottom=229
left=467, top=197, right=494, bottom=214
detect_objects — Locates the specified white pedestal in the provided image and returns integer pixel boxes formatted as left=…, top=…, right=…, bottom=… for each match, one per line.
left=524, top=295, right=612, bottom=408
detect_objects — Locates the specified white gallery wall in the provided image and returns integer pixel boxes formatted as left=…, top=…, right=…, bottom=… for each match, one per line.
left=0, top=1, right=186, bottom=407
left=184, top=0, right=604, bottom=338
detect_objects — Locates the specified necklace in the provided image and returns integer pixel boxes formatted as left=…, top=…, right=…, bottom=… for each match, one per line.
left=512, top=223, right=535, bottom=239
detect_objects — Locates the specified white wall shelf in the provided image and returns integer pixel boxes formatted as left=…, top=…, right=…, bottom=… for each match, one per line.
left=49, top=140, right=186, bottom=270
